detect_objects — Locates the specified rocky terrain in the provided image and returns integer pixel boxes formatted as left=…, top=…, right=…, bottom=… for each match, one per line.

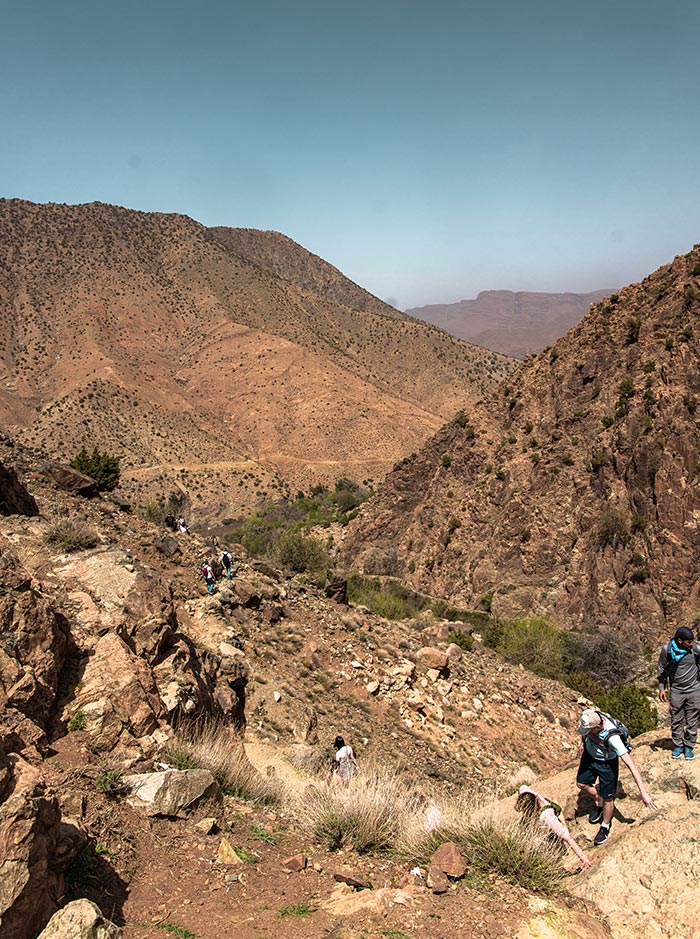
left=346, top=246, right=700, bottom=638
left=2, top=435, right=698, bottom=939
left=0, top=199, right=513, bottom=524
left=407, top=288, right=614, bottom=358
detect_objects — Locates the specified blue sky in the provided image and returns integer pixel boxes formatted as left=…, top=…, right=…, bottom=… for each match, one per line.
left=2, top=0, right=699, bottom=307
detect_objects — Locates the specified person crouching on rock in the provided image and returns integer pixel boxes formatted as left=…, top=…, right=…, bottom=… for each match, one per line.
left=515, top=786, right=591, bottom=869
left=576, top=708, right=656, bottom=846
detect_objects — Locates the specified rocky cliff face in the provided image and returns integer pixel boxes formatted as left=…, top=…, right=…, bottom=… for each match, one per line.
left=345, top=246, right=700, bottom=639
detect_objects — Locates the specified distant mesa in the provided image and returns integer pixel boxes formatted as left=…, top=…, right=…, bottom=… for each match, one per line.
left=406, top=288, right=617, bottom=358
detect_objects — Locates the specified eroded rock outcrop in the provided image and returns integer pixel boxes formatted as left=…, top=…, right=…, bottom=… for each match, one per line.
left=0, top=752, right=71, bottom=939
left=0, top=462, right=39, bottom=517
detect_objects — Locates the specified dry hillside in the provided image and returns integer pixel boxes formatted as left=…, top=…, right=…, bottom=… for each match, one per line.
left=345, top=247, right=700, bottom=640
left=0, top=199, right=514, bottom=523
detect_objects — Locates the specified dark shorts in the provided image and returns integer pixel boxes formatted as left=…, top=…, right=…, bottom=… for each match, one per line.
left=576, top=749, right=619, bottom=800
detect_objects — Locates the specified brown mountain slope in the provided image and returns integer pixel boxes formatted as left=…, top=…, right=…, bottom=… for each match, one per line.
left=407, top=288, right=615, bottom=357
left=0, top=199, right=514, bottom=519
left=345, top=247, right=700, bottom=640
left=208, top=226, right=398, bottom=316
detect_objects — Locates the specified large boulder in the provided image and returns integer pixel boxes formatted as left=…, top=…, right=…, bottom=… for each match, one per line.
left=70, top=633, right=166, bottom=750
left=39, top=464, right=99, bottom=497
left=123, top=769, right=220, bottom=817
left=0, top=755, right=63, bottom=939
left=36, top=899, right=122, bottom=939
left=0, top=463, right=39, bottom=517
left=0, top=587, right=73, bottom=731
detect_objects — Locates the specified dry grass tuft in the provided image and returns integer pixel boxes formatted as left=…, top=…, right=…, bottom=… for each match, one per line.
left=163, top=720, right=283, bottom=804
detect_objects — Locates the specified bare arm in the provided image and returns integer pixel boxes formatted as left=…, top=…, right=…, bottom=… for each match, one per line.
left=562, top=832, right=592, bottom=869
left=620, top=753, right=657, bottom=809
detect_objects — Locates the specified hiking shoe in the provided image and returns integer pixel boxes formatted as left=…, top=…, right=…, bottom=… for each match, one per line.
left=594, top=824, right=611, bottom=846
left=686, top=747, right=695, bottom=760
left=672, top=746, right=685, bottom=759
left=588, top=804, right=603, bottom=824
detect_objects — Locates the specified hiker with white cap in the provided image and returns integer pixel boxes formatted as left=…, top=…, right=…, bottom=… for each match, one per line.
left=515, top=786, right=591, bottom=869
left=576, top=708, right=656, bottom=846
left=657, top=625, right=700, bottom=760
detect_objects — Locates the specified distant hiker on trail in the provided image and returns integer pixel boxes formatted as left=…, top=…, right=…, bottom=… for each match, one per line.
left=178, top=517, right=189, bottom=534
left=515, top=786, right=591, bottom=869
left=221, top=550, right=232, bottom=580
left=576, top=708, right=656, bottom=846
left=657, top=625, right=700, bottom=761
left=332, top=735, right=357, bottom=785
left=202, top=560, right=215, bottom=593
left=164, top=514, right=177, bottom=531
left=211, top=555, right=223, bottom=581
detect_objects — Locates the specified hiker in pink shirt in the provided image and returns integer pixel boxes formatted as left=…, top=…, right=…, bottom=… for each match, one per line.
left=516, top=786, right=591, bottom=869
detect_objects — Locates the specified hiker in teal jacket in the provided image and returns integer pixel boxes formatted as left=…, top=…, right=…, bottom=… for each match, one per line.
left=658, top=626, right=700, bottom=761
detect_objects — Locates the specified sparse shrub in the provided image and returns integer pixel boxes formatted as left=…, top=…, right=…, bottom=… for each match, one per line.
left=441, top=453, right=452, bottom=468
left=275, top=530, right=328, bottom=573
left=488, top=616, right=565, bottom=681
left=447, top=627, right=474, bottom=652
left=630, top=511, right=646, bottom=534
left=520, top=528, right=531, bottom=543
left=71, top=445, right=120, bottom=491
left=597, top=683, right=657, bottom=737
left=278, top=903, right=312, bottom=918
left=627, top=317, right=641, bottom=344
left=590, top=448, right=610, bottom=472
left=68, top=711, right=85, bottom=731
left=601, top=415, right=614, bottom=428
left=564, top=629, right=640, bottom=690
left=138, top=498, right=163, bottom=524
left=157, top=924, right=196, bottom=939
left=684, top=393, right=697, bottom=414
left=44, top=520, right=98, bottom=553
left=296, top=766, right=407, bottom=853
left=598, top=508, right=630, bottom=549
left=95, top=769, right=125, bottom=799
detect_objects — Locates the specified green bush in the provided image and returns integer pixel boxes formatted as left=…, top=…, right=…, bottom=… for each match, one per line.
left=485, top=616, right=565, bottom=680
left=275, top=530, right=328, bottom=573
left=71, top=446, right=120, bottom=491
left=597, top=683, right=657, bottom=737
left=68, top=711, right=85, bottom=731
left=447, top=628, right=473, bottom=652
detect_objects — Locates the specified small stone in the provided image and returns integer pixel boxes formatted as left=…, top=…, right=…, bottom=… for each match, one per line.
left=273, top=691, right=282, bottom=702
left=426, top=668, right=441, bottom=683
left=350, top=660, right=363, bottom=669
left=333, top=870, right=371, bottom=889
left=195, top=817, right=218, bottom=835
left=473, top=697, right=483, bottom=711
left=366, top=680, right=380, bottom=695
left=426, top=864, right=449, bottom=893
left=282, top=853, right=307, bottom=872
left=431, top=841, right=466, bottom=878
left=225, top=873, right=239, bottom=883
left=216, top=838, right=243, bottom=866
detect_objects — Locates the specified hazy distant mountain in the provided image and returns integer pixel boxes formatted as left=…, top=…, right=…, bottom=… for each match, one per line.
left=406, top=289, right=616, bottom=357
left=0, top=199, right=515, bottom=521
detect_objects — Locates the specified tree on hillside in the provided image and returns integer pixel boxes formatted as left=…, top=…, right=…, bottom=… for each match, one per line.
left=71, top=445, right=121, bottom=491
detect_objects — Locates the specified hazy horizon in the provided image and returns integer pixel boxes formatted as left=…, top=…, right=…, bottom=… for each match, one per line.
left=2, top=0, right=699, bottom=308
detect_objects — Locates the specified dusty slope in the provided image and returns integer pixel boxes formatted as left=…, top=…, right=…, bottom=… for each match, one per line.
left=408, top=288, right=615, bottom=357
left=0, top=199, right=514, bottom=521
left=345, top=247, right=700, bottom=639
left=0, top=439, right=601, bottom=939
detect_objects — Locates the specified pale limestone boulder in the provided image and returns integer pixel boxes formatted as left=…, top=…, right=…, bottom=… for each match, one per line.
left=123, top=769, right=220, bottom=817
left=36, top=899, right=122, bottom=939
